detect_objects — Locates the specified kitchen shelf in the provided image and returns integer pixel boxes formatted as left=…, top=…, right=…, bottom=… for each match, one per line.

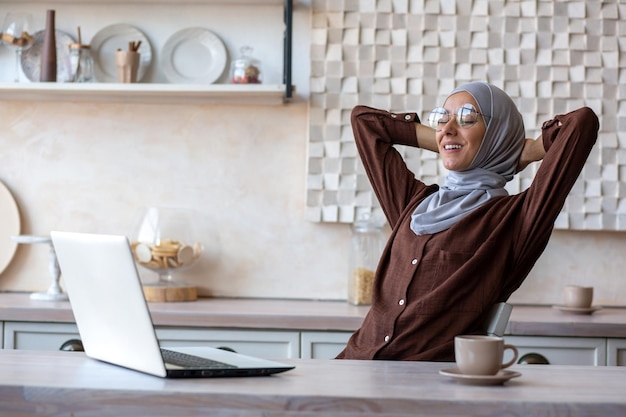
left=0, top=0, right=294, bottom=103
left=0, top=0, right=287, bottom=4
left=0, top=82, right=288, bottom=105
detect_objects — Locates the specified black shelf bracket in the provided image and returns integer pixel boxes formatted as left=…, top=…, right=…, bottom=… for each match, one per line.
left=283, top=0, right=293, bottom=100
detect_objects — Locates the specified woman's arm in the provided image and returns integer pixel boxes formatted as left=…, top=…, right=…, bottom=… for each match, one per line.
left=351, top=106, right=436, bottom=227
left=516, top=134, right=546, bottom=172
left=415, top=123, right=438, bottom=153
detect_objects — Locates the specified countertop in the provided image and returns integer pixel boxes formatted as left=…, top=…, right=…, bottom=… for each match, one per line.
left=0, top=349, right=625, bottom=417
left=1, top=292, right=626, bottom=337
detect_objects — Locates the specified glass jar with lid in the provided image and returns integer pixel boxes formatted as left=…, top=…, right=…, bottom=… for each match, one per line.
left=230, top=46, right=262, bottom=84
left=348, top=213, right=386, bottom=305
left=69, top=42, right=93, bottom=82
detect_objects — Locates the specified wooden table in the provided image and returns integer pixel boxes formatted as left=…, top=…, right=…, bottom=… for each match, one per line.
left=1, top=349, right=625, bottom=416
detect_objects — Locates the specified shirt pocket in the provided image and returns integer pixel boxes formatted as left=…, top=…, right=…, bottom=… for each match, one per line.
left=414, top=248, right=490, bottom=314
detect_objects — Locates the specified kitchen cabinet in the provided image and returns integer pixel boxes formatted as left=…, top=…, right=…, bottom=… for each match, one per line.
left=607, top=338, right=626, bottom=366
left=155, top=327, right=300, bottom=359
left=6, top=321, right=626, bottom=364
left=3, top=321, right=337, bottom=360
left=503, top=335, right=607, bottom=366
left=0, top=0, right=294, bottom=105
left=3, top=322, right=80, bottom=350
left=3, top=321, right=299, bottom=359
left=300, top=331, right=351, bottom=359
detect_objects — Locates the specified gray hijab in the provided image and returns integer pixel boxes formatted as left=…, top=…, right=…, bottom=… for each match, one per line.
left=410, top=82, right=525, bottom=235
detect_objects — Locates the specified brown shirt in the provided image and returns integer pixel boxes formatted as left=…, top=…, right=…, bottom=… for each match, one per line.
left=337, top=105, right=599, bottom=362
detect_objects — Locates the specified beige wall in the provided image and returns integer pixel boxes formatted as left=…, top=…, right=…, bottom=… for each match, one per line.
left=0, top=100, right=353, bottom=299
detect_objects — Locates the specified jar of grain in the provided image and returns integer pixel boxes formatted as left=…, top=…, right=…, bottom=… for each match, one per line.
left=348, top=213, right=386, bottom=305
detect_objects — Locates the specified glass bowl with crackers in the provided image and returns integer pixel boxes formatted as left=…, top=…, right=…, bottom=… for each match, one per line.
left=130, top=207, right=203, bottom=283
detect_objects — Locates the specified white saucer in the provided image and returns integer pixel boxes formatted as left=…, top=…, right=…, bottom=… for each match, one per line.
left=552, top=305, right=601, bottom=315
left=439, top=367, right=521, bottom=386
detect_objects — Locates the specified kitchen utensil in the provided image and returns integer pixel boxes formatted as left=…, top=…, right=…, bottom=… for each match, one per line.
left=115, top=50, right=140, bottom=82
left=91, top=23, right=152, bottom=82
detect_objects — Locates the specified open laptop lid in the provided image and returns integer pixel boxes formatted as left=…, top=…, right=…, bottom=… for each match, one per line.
left=51, top=231, right=294, bottom=378
left=52, top=231, right=170, bottom=377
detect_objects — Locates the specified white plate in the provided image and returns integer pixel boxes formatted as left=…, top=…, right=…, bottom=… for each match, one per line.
left=552, top=305, right=602, bottom=315
left=0, top=181, right=21, bottom=276
left=20, top=30, right=75, bottom=82
left=439, top=367, right=521, bottom=386
left=160, top=27, right=226, bottom=84
left=91, top=23, right=152, bottom=82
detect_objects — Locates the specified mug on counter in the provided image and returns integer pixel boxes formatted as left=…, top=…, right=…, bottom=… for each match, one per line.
left=563, top=285, right=594, bottom=308
left=455, top=335, right=518, bottom=376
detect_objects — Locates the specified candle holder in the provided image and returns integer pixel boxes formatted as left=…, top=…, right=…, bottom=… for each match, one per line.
left=11, top=235, right=68, bottom=301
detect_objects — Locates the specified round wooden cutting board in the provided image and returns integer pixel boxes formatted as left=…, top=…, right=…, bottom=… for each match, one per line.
left=0, top=181, right=21, bottom=276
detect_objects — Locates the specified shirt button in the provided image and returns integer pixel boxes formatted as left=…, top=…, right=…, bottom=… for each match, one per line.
left=404, top=114, right=412, bottom=121
left=411, top=259, right=418, bottom=265
left=399, top=299, right=405, bottom=306
left=384, top=335, right=390, bottom=342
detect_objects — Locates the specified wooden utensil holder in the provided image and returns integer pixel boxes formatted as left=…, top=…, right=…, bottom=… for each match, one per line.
left=115, top=50, right=140, bottom=83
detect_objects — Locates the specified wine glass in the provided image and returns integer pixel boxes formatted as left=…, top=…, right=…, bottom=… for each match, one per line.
left=1, top=12, right=34, bottom=82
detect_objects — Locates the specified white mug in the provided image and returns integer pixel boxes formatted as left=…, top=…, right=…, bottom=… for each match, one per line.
left=455, top=335, right=518, bottom=376
left=563, top=285, right=593, bottom=308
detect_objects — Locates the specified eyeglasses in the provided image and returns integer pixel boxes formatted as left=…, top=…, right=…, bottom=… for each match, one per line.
left=427, top=104, right=488, bottom=130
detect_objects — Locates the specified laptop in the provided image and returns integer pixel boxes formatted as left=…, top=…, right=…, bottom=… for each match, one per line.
left=50, top=230, right=295, bottom=378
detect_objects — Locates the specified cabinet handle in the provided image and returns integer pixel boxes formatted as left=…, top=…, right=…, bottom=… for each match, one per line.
left=217, top=346, right=237, bottom=353
left=59, top=339, right=84, bottom=352
left=517, top=352, right=549, bottom=365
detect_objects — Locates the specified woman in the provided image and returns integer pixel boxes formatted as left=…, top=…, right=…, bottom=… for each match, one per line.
left=337, top=82, right=599, bottom=361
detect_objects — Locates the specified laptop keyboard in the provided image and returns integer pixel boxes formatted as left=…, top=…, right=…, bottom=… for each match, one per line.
left=161, top=348, right=237, bottom=369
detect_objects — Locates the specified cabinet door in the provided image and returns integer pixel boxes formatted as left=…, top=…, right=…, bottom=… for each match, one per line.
left=3, top=322, right=80, bottom=350
left=503, top=336, right=607, bottom=366
left=155, top=327, right=300, bottom=359
left=607, top=339, right=626, bottom=366
left=300, top=331, right=352, bottom=359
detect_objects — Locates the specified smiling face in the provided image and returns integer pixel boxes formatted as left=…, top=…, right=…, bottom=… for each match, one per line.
left=436, top=91, right=487, bottom=172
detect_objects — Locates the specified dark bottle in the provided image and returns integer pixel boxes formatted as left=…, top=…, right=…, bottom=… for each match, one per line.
left=39, top=10, right=57, bottom=82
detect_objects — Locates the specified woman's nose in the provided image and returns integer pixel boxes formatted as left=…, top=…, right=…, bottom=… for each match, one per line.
left=439, top=117, right=458, bottom=134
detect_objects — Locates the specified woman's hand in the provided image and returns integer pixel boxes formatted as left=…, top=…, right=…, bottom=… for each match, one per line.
left=516, top=134, right=546, bottom=172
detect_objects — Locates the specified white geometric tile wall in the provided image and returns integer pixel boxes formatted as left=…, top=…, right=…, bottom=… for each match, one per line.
left=306, top=0, right=625, bottom=230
